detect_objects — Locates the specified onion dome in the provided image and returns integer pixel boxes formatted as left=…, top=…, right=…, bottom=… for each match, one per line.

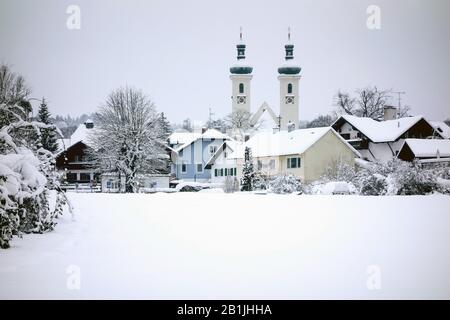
left=230, top=27, right=253, bottom=74
left=278, top=27, right=301, bottom=75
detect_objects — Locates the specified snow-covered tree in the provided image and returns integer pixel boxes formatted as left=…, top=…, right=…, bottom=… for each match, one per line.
left=158, top=112, right=172, bottom=141
left=334, top=86, right=410, bottom=120
left=37, top=98, right=58, bottom=153
left=306, top=114, right=336, bottom=128
left=268, top=174, right=302, bottom=194
left=0, top=101, right=71, bottom=249
left=240, top=147, right=255, bottom=191
left=89, top=86, right=167, bottom=193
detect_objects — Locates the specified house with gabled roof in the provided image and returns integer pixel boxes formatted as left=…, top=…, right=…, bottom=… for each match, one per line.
left=227, top=127, right=361, bottom=183
left=397, top=139, right=450, bottom=167
left=331, top=114, right=444, bottom=162
left=169, top=128, right=231, bottom=182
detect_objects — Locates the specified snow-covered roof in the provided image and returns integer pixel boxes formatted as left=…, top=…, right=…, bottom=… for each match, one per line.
left=228, top=127, right=361, bottom=159
left=401, top=139, right=450, bottom=158
left=168, top=131, right=202, bottom=146
left=69, top=123, right=95, bottom=147
left=430, top=121, right=450, bottom=139
left=334, top=115, right=433, bottom=142
left=174, top=129, right=231, bottom=152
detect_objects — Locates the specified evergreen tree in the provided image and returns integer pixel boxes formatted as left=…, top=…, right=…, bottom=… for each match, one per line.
left=158, top=112, right=172, bottom=141
left=240, top=147, right=256, bottom=191
left=37, top=98, right=58, bottom=153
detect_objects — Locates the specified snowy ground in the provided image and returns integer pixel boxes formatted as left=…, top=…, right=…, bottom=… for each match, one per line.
left=1, top=192, right=450, bottom=299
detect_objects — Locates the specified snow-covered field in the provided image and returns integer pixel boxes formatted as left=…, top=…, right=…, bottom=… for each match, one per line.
left=1, top=193, right=450, bottom=299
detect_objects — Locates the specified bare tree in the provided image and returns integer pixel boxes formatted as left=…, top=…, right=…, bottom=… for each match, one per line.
left=89, top=86, right=166, bottom=193
left=0, top=64, right=32, bottom=126
left=334, top=86, right=398, bottom=120
left=306, top=114, right=337, bottom=128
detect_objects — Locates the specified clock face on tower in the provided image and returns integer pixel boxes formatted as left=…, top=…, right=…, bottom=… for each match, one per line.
left=285, top=96, right=295, bottom=104
left=237, top=96, right=247, bottom=104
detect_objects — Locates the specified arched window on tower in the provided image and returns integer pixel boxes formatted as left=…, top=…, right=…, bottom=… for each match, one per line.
left=287, top=83, right=293, bottom=94
left=239, top=83, right=244, bottom=94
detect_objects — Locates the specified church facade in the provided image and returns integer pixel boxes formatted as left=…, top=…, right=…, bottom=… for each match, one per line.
left=229, top=29, right=302, bottom=132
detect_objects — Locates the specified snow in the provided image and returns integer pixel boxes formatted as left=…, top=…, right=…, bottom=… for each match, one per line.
left=168, top=131, right=201, bottom=146
left=338, top=115, right=429, bottom=143
left=430, top=121, right=450, bottom=139
left=1, top=193, right=450, bottom=299
left=402, top=138, right=450, bottom=158
left=173, top=129, right=230, bottom=153
left=229, top=127, right=360, bottom=159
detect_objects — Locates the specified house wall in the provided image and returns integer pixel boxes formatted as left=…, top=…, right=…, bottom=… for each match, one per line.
left=302, top=130, right=356, bottom=183
left=338, top=122, right=360, bottom=140
left=173, top=138, right=226, bottom=182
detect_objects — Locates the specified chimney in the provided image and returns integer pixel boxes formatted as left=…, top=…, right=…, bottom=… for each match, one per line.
left=85, top=119, right=94, bottom=129
left=383, top=106, right=397, bottom=121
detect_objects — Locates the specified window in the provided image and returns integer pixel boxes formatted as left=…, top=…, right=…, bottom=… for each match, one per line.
left=220, top=168, right=224, bottom=176
left=239, top=83, right=244, bottom=94
left=196, top=164, right=203, bottom=173
left=209, top=145, right=217, bottom=154
left=225, top=168, right=228, bottom=176
left=181, top=163, right=187, bottom=173
left=287, top=83, right=293, bottom=94
left=257, top=160, right=262, bottom=170
left=287, top=157, right=301, bottom=169
left=214, top=169, right=218, bottom=177
left=80, top=173, right=91, bottom=181
left=66, top=172, right=77, bottom=182
left=341, top=133, right=350, bottom=140
left=269, top=159, right=275, bottom=170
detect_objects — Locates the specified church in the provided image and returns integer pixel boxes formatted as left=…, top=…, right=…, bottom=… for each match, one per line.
left=229, top=28, right=301, bottom=136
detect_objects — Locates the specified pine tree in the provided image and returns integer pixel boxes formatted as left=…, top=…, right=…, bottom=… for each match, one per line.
left=240, top=147, right=255, bottom=191
left=158, top=112, right=172, bottom=141
left=37, top=98, right=58, bottom=153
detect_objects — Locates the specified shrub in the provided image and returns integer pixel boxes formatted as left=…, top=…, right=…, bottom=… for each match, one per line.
left=268, top=174, right=302, bottom=194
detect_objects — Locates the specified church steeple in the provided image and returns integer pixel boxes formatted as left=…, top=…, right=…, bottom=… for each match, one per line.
left=278, top=27, right=301, bottom=75
left=278, top=27, right=301, bottom=131
left=230, top=27, right=253, bottom=74
left=230, top=27, right=253, bottom=114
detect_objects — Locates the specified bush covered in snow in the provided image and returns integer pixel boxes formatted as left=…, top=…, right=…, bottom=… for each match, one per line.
left=268, top=174, right=302, bottom=194
left=307, top=181, right=358, bottom=195
left=0, top=66, right=71, bottom=248
left=310, top=159, right=447, bottom=196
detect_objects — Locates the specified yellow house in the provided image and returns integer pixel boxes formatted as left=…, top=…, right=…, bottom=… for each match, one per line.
left=229, top=127, right=361, bottom=183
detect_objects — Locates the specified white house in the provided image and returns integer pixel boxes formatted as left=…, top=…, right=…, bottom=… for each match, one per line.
left=331, top=114, right=445, bottom=162
left=204, top=140, right=241, bottom=184
left=397, top=139, right=450, bottom=167
left=228, top=127, right=361, bottom=183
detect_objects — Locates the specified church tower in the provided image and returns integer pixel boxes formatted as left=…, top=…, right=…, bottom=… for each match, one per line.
left=230, top=28, right=253, bottom=114
left=278, top=28, right=301, bottom=130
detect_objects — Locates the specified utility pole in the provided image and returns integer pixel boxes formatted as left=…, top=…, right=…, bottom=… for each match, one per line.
left=208, top=107, right=215, bottom=128
left=393, top=91, right=406, bottom=109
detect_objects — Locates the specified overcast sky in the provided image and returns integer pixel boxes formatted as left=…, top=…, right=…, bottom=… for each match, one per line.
left=1, top=0, right=449, bottom=124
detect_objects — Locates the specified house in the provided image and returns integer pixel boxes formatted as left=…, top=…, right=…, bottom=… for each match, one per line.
left=331, top=113, right=444, bottom=162
left=397, top=139, right=450, bottom=167
left=55, top=120, right=99, bottom=191
left=228, top=127, right=361, bottom=183
left=204, top=140, right=241, bottom=184
left=169, top=128, right=231, bottom=182
left=56, top=120, right=170, bottom=192
left=430, top=121, right=450, bottom=139
left=101, top=173, right=170, bottom=193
